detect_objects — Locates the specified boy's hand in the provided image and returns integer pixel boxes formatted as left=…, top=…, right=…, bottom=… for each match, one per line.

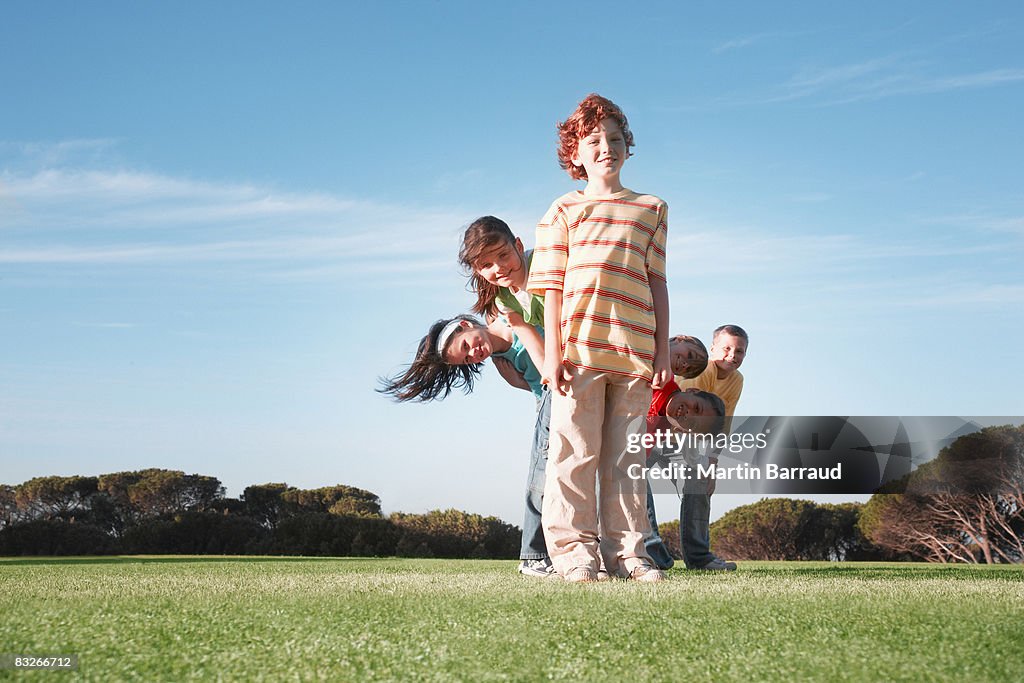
left=651, top=349, right=671, bottom=389
left=707, top=458, right=718, bottom=496
left=541, top=358, right=573, bottom=396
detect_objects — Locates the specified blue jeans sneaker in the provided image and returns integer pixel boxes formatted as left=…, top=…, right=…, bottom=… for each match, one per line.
left=520, top=390, right=550, bottom=560
left=698, top=557, right=737, bottom=571
left=518, top=558, right=558, bottom=578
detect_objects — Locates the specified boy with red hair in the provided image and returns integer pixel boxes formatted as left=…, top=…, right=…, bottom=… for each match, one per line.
left=528, top=93, right=671, bottom=583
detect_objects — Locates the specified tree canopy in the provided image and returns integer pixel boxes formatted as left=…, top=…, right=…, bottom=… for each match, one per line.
left=1, top=469, right=516, bottom=559
left=860, top=425, right=1024, bottom=563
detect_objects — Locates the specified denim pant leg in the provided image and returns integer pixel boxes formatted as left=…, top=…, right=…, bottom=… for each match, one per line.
left=681, top=491, right=714, bottom=569
left=520, top=388, right=551, bottom=560
left=643, top=482, right=675, bottom=570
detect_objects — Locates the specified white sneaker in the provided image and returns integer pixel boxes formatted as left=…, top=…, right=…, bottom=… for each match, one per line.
left=564, top=566, right=598, bottom=583
left=627, top=564, right=667, bottom=583
left=518, top=558, right=558, bottom=578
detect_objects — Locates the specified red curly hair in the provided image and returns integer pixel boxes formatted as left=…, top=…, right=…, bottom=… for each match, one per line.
left=556, top=93, right=635, bottom=180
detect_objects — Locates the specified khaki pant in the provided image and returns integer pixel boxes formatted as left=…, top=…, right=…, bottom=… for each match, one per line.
left=542, top=369, right=654, bottom=576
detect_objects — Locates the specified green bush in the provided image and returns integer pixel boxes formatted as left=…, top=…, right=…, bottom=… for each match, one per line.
left=0, top=519, right=121, bottom=555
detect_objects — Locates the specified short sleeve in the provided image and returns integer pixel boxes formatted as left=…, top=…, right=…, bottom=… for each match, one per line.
left=645, top=201, right=668, bottom=282
left=527, top=200, right=569, bottom=295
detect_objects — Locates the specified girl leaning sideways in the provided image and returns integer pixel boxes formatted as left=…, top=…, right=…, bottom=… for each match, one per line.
left=380, top=216, right=554, bottom=578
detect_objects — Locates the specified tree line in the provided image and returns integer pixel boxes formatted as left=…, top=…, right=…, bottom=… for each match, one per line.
left=0, top=470, right=519, bottom=558
left=3, top=425, right=1019, bottom=562
left=707, top=425, right=1024, bottom=563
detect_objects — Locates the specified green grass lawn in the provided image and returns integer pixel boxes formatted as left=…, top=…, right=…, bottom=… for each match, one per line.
left=1, top=557, right=1022, bottom=682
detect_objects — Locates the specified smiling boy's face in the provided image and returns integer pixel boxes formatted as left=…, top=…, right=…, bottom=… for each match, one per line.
left=711, top=332, right=748, bottom=376
left=664, top=389, right=714, bottom=427
left=670, top=337, right=708, bottom=379
left=571, top=117, right=628, bottom=187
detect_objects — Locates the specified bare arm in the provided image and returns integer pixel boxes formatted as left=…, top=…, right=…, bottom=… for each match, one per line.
left=492, top=356, right=531, bottom=392
left=650, top=276, right=671, bottom=389
left=541, top=289, right=571, bottom=395
left=504, top=310, right=545, bottom=371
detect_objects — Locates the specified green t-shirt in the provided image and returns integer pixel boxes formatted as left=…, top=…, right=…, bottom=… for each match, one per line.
left=495, top=250, right=545, bottom=326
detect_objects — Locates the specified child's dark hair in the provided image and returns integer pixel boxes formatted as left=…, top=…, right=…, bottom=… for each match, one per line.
left=378, top=315, right=484, bottom=402
left=557, top=93, right=635, bottom=180
left=459, top=216, right=520, bottom=319
left=689, top=389, right=727, bottom=436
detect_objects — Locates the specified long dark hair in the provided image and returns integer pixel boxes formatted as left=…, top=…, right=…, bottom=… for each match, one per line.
left=378, top=315, right=485, bottom=402
left=458, top=216, right=522, bottom=319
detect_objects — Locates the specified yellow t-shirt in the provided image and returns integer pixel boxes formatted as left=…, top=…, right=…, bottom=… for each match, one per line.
left=679, top=362, right=744, bottom=431
left=527, top=188, right=668, bottom=381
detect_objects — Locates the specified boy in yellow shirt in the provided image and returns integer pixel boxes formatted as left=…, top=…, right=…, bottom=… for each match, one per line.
left=682, top=325, right=747, bottom=430
left=678, top=324, right=748, bottom=569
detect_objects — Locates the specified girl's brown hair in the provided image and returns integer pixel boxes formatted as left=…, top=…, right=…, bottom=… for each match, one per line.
left=458, top=216, right=522, bottom=319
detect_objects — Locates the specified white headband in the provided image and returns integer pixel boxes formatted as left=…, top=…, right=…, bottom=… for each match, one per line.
left=436, top=319, right=465, bottom=359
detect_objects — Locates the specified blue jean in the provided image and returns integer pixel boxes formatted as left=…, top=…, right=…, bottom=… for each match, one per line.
left=644, top=484, right=675, bottom=569
left=520, top=388, right=551, bottom=560
left=644, top=454, right=715, bottom=569
left=679, top=492, right=714, bottom=569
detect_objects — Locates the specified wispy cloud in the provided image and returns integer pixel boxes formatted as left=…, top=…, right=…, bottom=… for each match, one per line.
left=915, top=212, right=1024, bottom=236
left=4, top=146, right=1019, bottom=313
left=432, top=168, right=484, bottom=193
left=682, top=226, right=1013, bottom=265
left=900, top=283, right=1024, bottom=307
left=0, top=163, right=470, bottom=284
left=0, top=168, right=363, bottom=228
left=711, top=30, right=819, bottom=55
left=665, top=215, right=1021, bottom=314
left=823, top=66, right=1024, bottom=105
left=712, top=36, right=759, bottom=54
left=665, top=55, right=1024, bottom=110
left=789, top=192, right=832, bottom=203
left=776, top=55, right=1024, bottom=105
left=73, top=322, right=137, bottom=329
left=787, top=57, right=901, bottom=90
left=0, top=138, right=121, bottom=168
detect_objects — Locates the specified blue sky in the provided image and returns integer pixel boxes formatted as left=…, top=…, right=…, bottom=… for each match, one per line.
left=2, top=2, right=1022, bottom=526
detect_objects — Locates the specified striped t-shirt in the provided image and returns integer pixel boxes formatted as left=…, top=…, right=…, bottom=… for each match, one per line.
left=527, top=188, right=668, bottom=381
